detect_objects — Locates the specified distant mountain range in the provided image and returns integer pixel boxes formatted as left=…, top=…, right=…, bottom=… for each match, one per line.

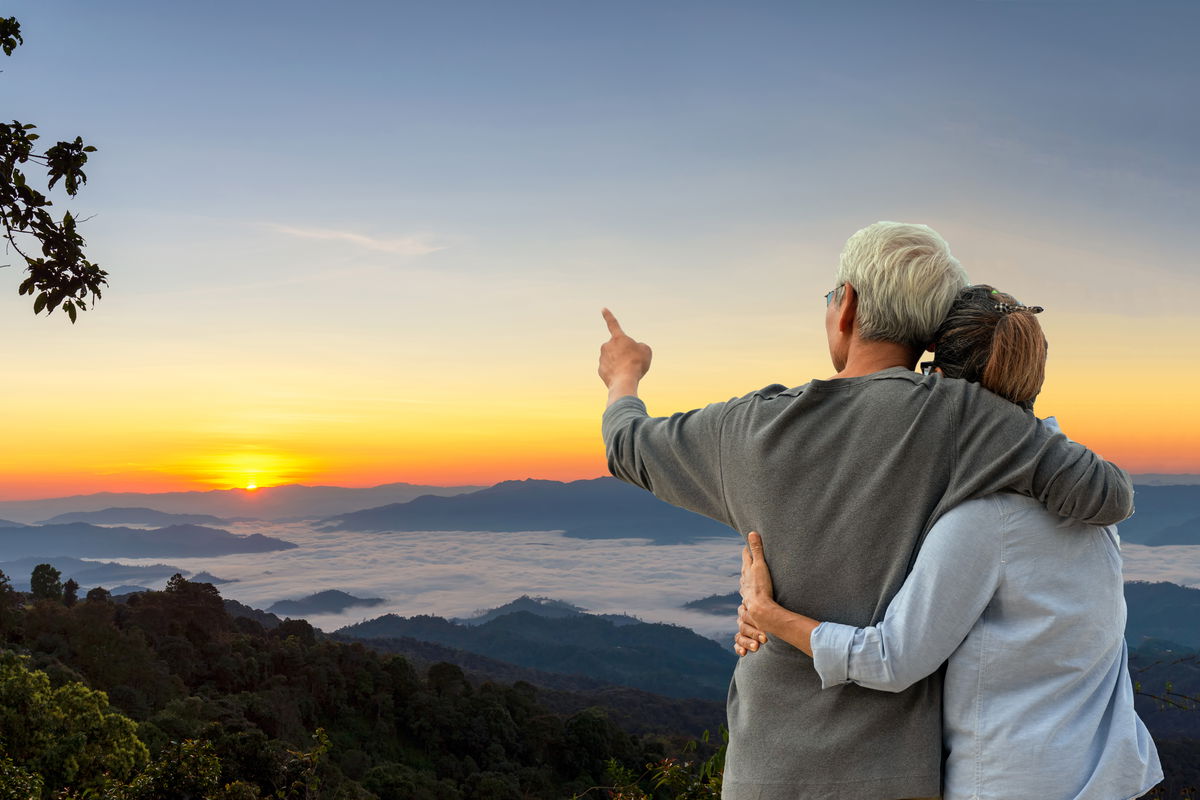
left=1124, top=581, right=1200, bottom=649
left=1, top=477, right=1194, bottom=548
left=335, top=602, right=736, bottom=701
left=325, top=477, right=733, bottom=543
left=1131, top=474, right=1200, bottom=486
left=0, top=522, right=295, bottom=560
left=0, top=481, right=484, bottom=524
left=320, top=478, right=1196, bottom=546
left=1118, top=485, right=1200, bottom=546
left=39, top=507, right=228, bottom=527
left=268, top=590, right=386, bottom=616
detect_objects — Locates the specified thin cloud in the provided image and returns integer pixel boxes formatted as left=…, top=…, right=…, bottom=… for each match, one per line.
left=266, top=224, right=444, bottom=257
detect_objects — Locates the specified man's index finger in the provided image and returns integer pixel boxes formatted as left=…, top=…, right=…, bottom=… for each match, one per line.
left=601, top=308, right=624, bottom=337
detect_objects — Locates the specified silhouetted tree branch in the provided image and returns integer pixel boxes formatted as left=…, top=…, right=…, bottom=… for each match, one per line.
left=0, top=16, right=107, bottom=322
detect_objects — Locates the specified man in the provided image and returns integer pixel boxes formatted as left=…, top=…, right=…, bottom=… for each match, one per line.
left=598, top=221, right=1134, bottom=800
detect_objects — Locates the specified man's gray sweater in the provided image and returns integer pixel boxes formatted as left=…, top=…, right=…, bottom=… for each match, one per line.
left=601, top=368, right=1134, bottom=800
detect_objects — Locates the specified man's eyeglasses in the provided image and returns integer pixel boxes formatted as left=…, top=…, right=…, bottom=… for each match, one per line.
left=825, top=285, right=843, bottom=306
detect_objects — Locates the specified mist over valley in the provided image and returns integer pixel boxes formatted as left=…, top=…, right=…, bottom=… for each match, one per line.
left=1, top=478, right=1196, bottom=643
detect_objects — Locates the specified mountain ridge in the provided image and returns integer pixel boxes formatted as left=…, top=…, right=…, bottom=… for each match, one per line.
left=0, top=522, right=296, bottom=560
left=0, top=480, right=486, bottom=524
left=324, top=476, right=734, bottom=544
left=335, top=605, right=736, bottom=701
left=40, top=507, right=227, bottom=527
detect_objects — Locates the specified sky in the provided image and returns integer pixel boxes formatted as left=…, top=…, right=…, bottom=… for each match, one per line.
left=1, top=0, right=1197, bottom=499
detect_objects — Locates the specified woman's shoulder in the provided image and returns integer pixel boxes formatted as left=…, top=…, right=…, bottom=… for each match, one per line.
left=936, top=492, right=1109, bottom=536
left=936, top=494, right=1010, bottom=527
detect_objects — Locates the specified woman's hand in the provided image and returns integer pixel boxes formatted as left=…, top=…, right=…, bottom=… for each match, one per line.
left=740, top=531, right=776, bottom=614
left=735, top=530, right=820, bottom=659
left=735, top=531, right=777, bottom=656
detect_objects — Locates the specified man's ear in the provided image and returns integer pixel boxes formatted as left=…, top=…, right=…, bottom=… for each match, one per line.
left=837, top=282, right=858, bottom=336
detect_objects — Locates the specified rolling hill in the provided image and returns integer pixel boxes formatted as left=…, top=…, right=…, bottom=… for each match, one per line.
left=268, top=589, right=386, bottom=616
left=336, top=606, right=736, bottom=701
left=0, top=522, right=295, bottom=560
left=40, top=507, right=228, bottom=527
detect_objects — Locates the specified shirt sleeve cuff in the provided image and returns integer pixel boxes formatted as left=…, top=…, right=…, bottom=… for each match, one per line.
left=811, top=621, right=857, bottom=689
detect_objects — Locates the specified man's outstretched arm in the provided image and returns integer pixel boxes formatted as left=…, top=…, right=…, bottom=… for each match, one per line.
left=598, top=309, right=733, bottom=527
left=946, top=383, right=1134, bottom=526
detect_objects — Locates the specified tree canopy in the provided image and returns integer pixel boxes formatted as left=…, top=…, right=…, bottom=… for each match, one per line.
left=29, top=563, right=62, bottom=602
left=0, top=650, right=148, bottom=793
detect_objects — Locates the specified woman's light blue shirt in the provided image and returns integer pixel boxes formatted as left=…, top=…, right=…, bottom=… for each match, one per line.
left=810, top=488, right=1162, bottom=799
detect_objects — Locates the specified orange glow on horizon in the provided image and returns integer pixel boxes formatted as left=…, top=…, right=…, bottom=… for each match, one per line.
left=1, top=429, right=1196, bottom=504
left=0, top=311, right=1195, bottom=503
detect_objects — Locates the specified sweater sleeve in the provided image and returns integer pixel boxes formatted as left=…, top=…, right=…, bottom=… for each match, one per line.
left=946, top=381, right=1134, bottom=526
left=602, top=395, right=733, bottom=527
left=811, top=497, right=1005, bottom=692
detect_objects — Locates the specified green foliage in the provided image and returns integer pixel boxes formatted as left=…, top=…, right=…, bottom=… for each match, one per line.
left=648, top=727, right=725, bottom=800
left=0, top=755, right=44, bottom=800
left=0, top=16, right=107, bottom=321
left=0, top=649, right=149, bottom=797
left=29, top=563, right=62, bottom=601
left=0, top=17, right=22, bottom=56
left=113, top=738, right=222, bottom=800
left=578, top=728, right=726, bottom=800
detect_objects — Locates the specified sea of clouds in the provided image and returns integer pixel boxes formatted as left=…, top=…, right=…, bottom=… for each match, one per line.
left=90, top=522, right=1200, bottom=643
left=105, top=521, right=751, bottom=640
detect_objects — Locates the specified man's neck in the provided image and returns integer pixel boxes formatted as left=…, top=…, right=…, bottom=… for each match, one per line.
left=833, top=338, right=921, bottom=379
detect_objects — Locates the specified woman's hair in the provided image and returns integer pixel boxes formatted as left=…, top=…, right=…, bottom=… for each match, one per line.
left=836, top=221, right=968, bottom=349
left=927, top=284, right=1047, bottom=408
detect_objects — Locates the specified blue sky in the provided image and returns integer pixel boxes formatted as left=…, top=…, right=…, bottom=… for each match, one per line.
left=2, top=1, right=1198, bottom=496
left=9, top=1, right=1196, bottom=286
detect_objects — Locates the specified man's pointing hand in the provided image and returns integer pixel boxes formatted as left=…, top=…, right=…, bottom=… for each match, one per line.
left=598, top=308, right=652, bottom=405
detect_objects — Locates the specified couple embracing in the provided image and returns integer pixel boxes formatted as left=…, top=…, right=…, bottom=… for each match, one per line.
left=597, top=221, right=1161, bottom=800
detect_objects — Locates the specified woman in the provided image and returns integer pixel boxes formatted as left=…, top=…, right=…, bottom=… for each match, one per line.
left=735, top=285, right=1162, bottom=799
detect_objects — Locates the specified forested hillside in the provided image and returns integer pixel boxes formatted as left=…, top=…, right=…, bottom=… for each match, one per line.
left=0, top=572, right=719, bottom=799
left=336, top=610, right=735, bottom=701
left=2, top=568, right=1194, bottom=798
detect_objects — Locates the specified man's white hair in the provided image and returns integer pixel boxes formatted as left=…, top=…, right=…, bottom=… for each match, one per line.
left=837, top=221, right=968, bottom=348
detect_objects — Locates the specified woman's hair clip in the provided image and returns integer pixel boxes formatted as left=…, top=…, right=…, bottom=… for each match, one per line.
left=994, top=302, right=1044, bottom=314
